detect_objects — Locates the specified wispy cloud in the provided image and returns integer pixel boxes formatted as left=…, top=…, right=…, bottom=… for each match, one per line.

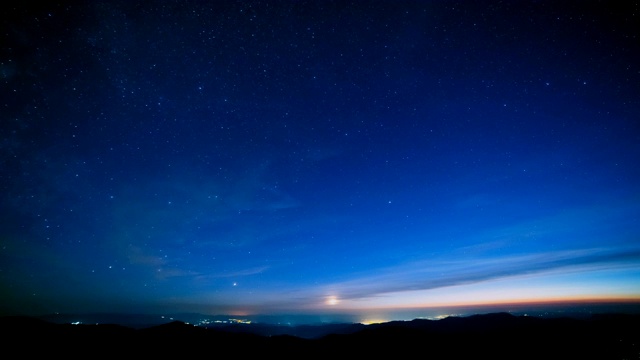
left=202, top=246, right=640, bottom=313
left=126, top=246, right=167, bottom=267
left=193, top=266, right=270, bottom=281
left=318, top=246, right=640, bottom=301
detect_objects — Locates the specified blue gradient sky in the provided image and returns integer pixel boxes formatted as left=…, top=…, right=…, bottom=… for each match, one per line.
left=1, top=1, right=639, bottom=323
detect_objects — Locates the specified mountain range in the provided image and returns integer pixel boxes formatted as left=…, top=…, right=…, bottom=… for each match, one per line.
left=2, top=312, right=638, bottom=358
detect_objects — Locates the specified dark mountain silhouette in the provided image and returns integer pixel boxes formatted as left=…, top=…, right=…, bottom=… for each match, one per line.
left=2, top=312, right=638, bottom=358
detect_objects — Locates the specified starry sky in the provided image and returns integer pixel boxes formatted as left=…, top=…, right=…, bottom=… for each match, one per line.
left=1, top=1, right=639, bottom=323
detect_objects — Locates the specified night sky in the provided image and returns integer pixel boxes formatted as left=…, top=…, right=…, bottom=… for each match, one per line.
left=1, top=1, right=639, bottom=323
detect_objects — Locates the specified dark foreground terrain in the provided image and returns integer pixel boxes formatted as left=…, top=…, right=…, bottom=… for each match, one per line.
left=2, top=312, right=638, bottom=359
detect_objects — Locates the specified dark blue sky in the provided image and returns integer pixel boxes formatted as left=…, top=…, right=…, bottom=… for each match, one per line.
left=1, top=1, right=639, bottom=323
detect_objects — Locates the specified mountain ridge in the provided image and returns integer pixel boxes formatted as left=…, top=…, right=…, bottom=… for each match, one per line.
left=2, top=312, right=638, bottom=358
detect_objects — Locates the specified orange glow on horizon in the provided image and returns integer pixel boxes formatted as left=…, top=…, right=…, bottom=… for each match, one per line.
left=217, top=297, right=640, bottom=319
left=337, top=295, right=640, bottom=312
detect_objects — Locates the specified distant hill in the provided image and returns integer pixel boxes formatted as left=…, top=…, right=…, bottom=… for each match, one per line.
left=2, top=312, right=638, bottom=358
